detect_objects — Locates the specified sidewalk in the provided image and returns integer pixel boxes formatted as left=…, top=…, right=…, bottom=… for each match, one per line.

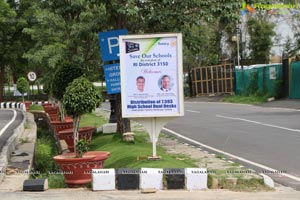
left=1, top=186, right=300, bottom=200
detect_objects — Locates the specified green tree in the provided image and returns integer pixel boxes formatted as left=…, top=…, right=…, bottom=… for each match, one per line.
left=104, top=0, right=242, bottom=133
left=288, top=11, right=300, bottom=53
left=5, top=0, right=38, bottom=82
left=16, top=77, right=29, bottom=102
left=0, top=0, right=16, bottom=102
left=51, top=63, right=83, bottom=120
left=247, top=17, right=276, bottom=64
left=23, top=0, right=106, bottom=78
left=63, top=77, right=101, bottom=156
left=20, top=0, right=242, bottom=133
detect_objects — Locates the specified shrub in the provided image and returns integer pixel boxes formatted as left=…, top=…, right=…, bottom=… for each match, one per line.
left=273, top=79, right=283, bottom=99
left=35, top=142, right=53, bottom=173
left=16, top=77, right=29, bottom=102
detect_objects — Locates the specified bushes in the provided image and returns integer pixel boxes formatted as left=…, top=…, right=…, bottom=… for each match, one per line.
left=33, top=128, right=65, bottom=188
left=273, top=79, right=283, bottom=99
left=246, top=71, right=259, bottom=96
left=34, top=128, right=59, bottom=174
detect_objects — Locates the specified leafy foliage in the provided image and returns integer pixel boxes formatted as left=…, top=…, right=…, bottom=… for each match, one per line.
left=273, top=79, right=283, bottom=99
left=0, top=0, right=17, bottom=102
left=76, top=138, right=89, bottom=158
left=16, top=77, right=29, bottom=100
left=247, top=71, right=259, bottom=95
left=34, top=128, right=59, bottom=173
left=247, top=17, right=276, bottom=63
left=51, top=63, right=83, bottom=101
left=23, top=0, right=106, bottom=79
left=63, top=77, right=101, bottom=118
left=63, top=77, right=101, bottom=156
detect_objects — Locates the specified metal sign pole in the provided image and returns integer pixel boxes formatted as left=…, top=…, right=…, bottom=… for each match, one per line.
left=133, top=117, right=177, bottom=160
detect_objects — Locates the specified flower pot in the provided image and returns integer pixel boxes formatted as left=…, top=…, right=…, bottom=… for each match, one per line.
left=58, top=126, right=95, bottom=152
left=24, top=101, right=31, bottom=110
left=53, top=151, right=110, bottom=187
left=50, top=120, right=74, bottom=139
left=44, top=107, right=59, bottom=115
left=49, top=113, right=60, bottom=121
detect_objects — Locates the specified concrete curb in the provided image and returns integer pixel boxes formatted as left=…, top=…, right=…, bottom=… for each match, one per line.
left=0, top=112, right=38, bottom=191
left=259, top=173, right=275, bottom=188
left=0, top=110, right=26, bottom=184
left=0, top=102, right=25, bottom=111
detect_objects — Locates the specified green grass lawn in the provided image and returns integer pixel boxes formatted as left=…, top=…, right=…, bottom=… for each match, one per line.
left=80, top=112, right=107, bottom=127
left=90, top=131, right=197, bottom=169
left=222, top=94, right=268, bottom=104
left=29, top=104, right=44, bottom=111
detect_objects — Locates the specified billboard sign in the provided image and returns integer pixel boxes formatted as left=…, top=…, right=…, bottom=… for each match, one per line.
left=120, top=33, right=184, bottom=118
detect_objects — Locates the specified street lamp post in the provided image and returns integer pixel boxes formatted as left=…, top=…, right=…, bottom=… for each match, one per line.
left=236, top=27, right=240, bottom=67
left=232, top=26, right=244, bottom=94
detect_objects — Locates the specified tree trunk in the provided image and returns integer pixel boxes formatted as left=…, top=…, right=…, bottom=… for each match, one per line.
left=0, top=65, right=4, bottom=103
left=114, top=2, right=131, bottom=134
left=73, top=116, right=80, bottom=156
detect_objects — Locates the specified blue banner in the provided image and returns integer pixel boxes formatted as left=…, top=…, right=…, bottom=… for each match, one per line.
left=98, top=29, right=128, bottom=62
left=104, top=64, right=120, bottom=94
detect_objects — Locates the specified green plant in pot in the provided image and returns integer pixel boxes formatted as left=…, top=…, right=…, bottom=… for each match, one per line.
left=76, top=138, right=89, bottom=158
left=63, top=76, right=102, bottom=155
left=16, top=77, right=30, bottom=110
left=17, top=77, right=30, bottom=102
left=53, top=77, right=110, bottom=187
left=51, top=63, right=83, bottom=121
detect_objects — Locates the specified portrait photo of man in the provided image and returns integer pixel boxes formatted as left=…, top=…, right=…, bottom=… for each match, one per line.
left=136, top=76, right=145, bottom=92
left=160, top=74, right=171, bottom=92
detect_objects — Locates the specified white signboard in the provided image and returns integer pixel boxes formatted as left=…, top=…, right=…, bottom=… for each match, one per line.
left=120, top=33, right=184, bottom=118
left=269, top=67, right=276, bottom=80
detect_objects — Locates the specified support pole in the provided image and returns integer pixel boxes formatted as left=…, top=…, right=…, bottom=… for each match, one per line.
left=132, top=117, right=177, bottom=160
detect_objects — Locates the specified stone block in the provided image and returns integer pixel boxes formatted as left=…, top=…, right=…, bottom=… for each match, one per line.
left=23, top=179, right=48, bottom=191
left=164, top=168, right=185, bottom=189
left=123, top=132, right=135, bottom=142
left=116, top=168, right=140, bottom=190
left=260, top=173, right=275, bottom=188
left=140, top=168, right=163, bottom=190
left=185, top=168, right=208, bottom=190
left=92, top=169, right=115, bottom=191
left=102, top=123, right=117, bottom=134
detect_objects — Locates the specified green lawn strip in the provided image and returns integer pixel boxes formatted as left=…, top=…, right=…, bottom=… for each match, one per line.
left=35, top=110, right=265, bottom=190
left=90, top=132, right=198, bottom=169
left=222, top=94, right=268, bottom=104
left=80, top=112, right=107, bottom=128
left=29, top=104, right=44, bottom=111
left=30, top=128, right=66, bottom=188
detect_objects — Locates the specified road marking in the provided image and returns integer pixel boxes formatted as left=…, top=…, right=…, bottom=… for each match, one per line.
left=0, top=110, right=17, bottom=137
left=186, top=110, right=201, bottom=114
left=216, top=115, right=300, bottom=133
left=163, top=127, right=300, bottom=182
left=186, top=101, right=300, bottom=112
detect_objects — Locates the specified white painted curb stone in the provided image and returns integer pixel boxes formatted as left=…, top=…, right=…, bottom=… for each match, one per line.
left=92, top=169, right=115, bottom=191
left=185, top=168, right=208, bottom=190
left=140, top=168, right=163, bottom=190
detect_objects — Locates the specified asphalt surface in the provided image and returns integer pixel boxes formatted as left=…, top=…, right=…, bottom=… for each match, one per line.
left=1, top=100, right=300, bottom=199
left=0, top=109, right=24, bottom=152
left=162, top=97, right=300, bottom=190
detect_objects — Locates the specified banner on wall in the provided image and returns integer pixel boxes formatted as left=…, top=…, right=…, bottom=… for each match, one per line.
left=119, top=33, right=184, bottom=118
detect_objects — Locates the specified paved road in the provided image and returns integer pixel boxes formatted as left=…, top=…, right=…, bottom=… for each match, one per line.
left=0, top=109, right=24, bottom=152
left=163, top=102, right=300, bottom=189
